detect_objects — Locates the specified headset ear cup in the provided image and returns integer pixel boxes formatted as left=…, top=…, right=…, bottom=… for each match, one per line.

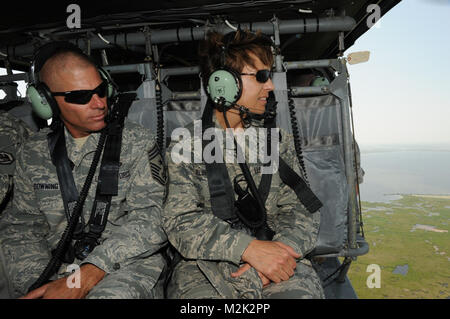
left=98, top=67, right=116, bottom=98
left=26, top=84, right=54, bottom=120
left=207, top=68, right=242, bottom=109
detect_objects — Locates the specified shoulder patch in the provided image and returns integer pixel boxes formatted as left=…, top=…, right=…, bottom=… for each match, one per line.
left=148, top=144, right=167, bottom=187
left=0, top=152, right=14, bottom=165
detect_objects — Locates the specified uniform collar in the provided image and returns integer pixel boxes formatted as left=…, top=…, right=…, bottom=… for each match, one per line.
left=64, top=127, right=100, bottom=168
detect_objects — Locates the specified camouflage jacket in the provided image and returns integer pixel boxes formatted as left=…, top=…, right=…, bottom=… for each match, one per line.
left=0, top=119, right=167, bottom=296
left=0, top=111, right=32, bottom=207
left=163, top=116, right=320, bottom=297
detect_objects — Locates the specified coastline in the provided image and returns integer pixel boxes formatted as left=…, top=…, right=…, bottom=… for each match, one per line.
left=361, top=193, right=450, bottom=203
left=410, top=194, right=450, bottom=200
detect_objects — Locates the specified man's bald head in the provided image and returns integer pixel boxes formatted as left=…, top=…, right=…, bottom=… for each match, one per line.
left=39, top=49, right=97, bottom=91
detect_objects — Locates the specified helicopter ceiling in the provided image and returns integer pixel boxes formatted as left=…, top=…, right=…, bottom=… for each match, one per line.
left=0, top=0, right=401, bottom=71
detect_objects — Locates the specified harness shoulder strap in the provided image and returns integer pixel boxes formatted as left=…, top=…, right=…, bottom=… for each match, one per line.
left=278, top=156, right=322, bottom=214
left=85, top=94, right=134, bottom=242
left=202, top=101, right=236, bottom=221
left=47, top=127, right=81, bottom=225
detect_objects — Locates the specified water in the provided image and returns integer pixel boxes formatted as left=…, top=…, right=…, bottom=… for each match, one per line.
left=392, top=264, right=409, bottom=276
left=358, top=150, right=450, bottom=203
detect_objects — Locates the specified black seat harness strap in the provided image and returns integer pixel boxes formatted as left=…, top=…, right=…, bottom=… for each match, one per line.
left=80, top=103, right=127, bottom=256
left=78, top=94, right=134, bottom=258
left=202, top=103, right=235, bottom=221
left=278, top=157, right=322, bottom=214
left=48, top=128, right=83, bottom=232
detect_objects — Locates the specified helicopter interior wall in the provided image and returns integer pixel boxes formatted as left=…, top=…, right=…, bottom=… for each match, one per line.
left=289, top=95, right=349, bottom=256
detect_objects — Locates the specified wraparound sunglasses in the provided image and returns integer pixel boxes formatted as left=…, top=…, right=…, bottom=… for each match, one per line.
left=51, top=81, right=107, bottom=104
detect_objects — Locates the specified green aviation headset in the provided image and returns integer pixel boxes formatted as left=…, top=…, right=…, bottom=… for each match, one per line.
left=207, top=67, right=242, bottom=110
left=26, top=41, right=116, bottom=121
left=206, top=31, right=243, bottom=111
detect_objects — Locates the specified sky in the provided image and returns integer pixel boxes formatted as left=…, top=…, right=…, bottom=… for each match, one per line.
left=345, top=0, right=450, bottom=146
left=1, top=0, right=449, bottom=146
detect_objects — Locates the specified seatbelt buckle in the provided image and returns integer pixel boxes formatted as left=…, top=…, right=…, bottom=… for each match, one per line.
left=90, top=200, right=110, bottom=231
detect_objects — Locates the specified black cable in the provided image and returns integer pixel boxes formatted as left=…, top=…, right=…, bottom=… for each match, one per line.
left=288, top=93, right=309, bottom=185
left=155, top=80, right=165, bottom=155
left=28, top=130, right=107, bottom=292
left=322, top=258, right=352, bottom=288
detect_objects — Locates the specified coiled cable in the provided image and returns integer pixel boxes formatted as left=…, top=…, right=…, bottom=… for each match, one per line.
left=288, top=92, right=309, bottom=185
left=155, top=80, right=165, bottom=155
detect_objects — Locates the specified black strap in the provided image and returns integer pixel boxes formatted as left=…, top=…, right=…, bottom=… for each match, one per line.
left=258, top=111, right=276, bottom=204
left=278, top=156, right=322, bottom=214
left=202, top=101, right=235, bottom=221
left=85, top=99, right=128, bottom=240
left=75, top=94, right=134, bottom=259
left=47, top=127, right=83, bottom=234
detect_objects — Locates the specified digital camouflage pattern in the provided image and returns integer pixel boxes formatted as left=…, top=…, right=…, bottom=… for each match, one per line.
left=0, top=111, right=32, bottom=207
left=0, top=111, right=33, bottom=299
left=164, top=115, right=324, bottom=299
left=0, top=119, right=167, bottom=298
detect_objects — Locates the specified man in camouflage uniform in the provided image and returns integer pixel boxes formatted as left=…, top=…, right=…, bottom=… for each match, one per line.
left=163, top=30, right=324, bottom=299
left=0, top=44, right=167, bottom=299
left=0, top=111, right=33, bottom=298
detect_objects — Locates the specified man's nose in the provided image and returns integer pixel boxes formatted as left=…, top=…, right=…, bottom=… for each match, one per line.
left=90, top=93, right=107, bottom=108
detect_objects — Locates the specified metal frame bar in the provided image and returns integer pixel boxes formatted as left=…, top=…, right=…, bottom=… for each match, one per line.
left=103, top=63, right=153, bottom=80
left=0, top=73, right=29, bottom=83
left=3, top=17, right=356, bottom=57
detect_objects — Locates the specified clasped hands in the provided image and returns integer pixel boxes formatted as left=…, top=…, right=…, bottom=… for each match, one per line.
left=231, top=240, right=300, bottom=288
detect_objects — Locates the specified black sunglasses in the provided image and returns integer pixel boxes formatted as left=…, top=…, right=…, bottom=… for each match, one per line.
left=51, top=81, right=107, bottom=104
left=240, top=69, right=273, bottom=83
